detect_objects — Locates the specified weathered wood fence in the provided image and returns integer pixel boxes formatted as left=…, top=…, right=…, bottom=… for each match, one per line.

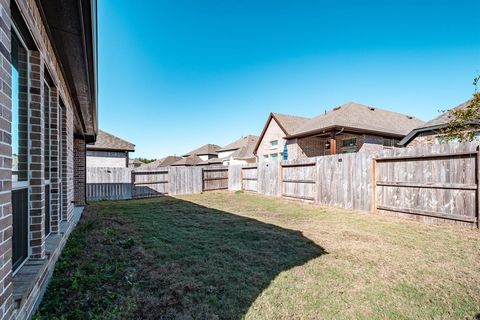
left=86, top=167, right=132, bottom=201
left=87, top=142, right=480, bottom=228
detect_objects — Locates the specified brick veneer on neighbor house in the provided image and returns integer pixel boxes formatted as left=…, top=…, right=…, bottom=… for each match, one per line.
left=0, top=0, right=97, bottom=319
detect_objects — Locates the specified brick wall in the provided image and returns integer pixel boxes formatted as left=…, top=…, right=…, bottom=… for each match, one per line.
left=408, top=132, right=438, bottom=146
left=73, top=138, right=86, bottom=206
left=62, top=103, right=74, bottom=221
left=256, top=118, right=286, bottom=161
left=0, top=0, right=13, bottom=318
left=28, top=51, right=45, bottom=259
left=286, top=132, right=396, bottom=160
left=49, top=87, right=59, bottom=233
left=0, top=0, right=88, bottom=318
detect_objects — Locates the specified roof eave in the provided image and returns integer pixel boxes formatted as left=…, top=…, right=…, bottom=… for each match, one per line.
left=287, top=126, right=408, bottom=140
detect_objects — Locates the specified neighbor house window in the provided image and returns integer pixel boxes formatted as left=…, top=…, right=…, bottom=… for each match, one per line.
left=11, top=31, right=29, bottom=183
left=270, top=153, right=278, bottom=159
left=263, top=155, right=269, bottom=159
left=325, top=140, right=331, bottom=150
left=270, top=140, right=278, bottom=148
left=383, top=138, right=400, bottom=147
left=342, top=138, right=357, bottom=147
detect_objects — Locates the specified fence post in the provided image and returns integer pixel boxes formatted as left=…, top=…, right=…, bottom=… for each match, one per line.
left=240, top=166, right=243, bottom=191
left=315, top=158, right=319, bottom=204
left=130, top=170, right=136, bottom=199
left=476, top=147, right=480, bottom=228
left=371, top=158, right=377, bottom=214
left=278, top=161, right=283, bottom=198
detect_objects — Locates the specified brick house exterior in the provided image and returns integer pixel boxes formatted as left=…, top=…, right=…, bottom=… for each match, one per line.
left=0, top=0, right=97, bottom=319
left=255, top=103, right=424, bottom=161
left=254, top=113, right=309, bottom=161
left=86, top=130, right=135, bottom=168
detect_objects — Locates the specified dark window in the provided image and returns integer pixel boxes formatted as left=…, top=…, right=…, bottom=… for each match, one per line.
left=11, top=32, right=28, bottom=182
left=383, top=138, right=400, bottom=147
left=45, top=184, right=50, bottom=237
left=12, top=188, right=28, bottom=270
left=325, top=140, right=331, bottom=150
left=342, top=138, right=357, bottom=147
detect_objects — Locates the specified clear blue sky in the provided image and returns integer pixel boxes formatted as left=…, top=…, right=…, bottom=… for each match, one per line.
left=98, top=0, right=480, bottom=159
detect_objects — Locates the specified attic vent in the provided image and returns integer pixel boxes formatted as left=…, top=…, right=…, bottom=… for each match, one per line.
left=333, top=106, right=341, bottom=111
left=368, top=107, right=375, bottom=111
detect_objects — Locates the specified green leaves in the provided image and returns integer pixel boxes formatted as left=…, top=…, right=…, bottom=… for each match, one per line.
left=440, top=79, right=480, bottom=143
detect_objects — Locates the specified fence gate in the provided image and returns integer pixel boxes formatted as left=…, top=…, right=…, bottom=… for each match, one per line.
left=281, top=162, right=316, bottom=201
left=241, top=166, right=258, bottom=192
left=132, top=169, right=169, bottom=198
left=374, top=151, right=479, bottom=226
left=202, top=167, right=229, bottom=191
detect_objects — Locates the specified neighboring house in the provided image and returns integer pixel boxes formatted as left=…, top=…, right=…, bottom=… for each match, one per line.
left=129, top=159, right=144, bottom=168
left=171, top=144, right=221, bottom=167
left=254, top=113, right=309, bottom=161
left=1, top=1, right=97, bottom=318
left=207, top=135, right=259, bottom=165
left=139, top=156, right=183, bottom=169
left=86, top=130, right=135, bottom=168
left=399, top=100, right=472, bottom=146
left=285, top=102, right=424, bottom=159
left=183, top=144, right=221, bottom=160
left=171, top=155, right=204, bottom=167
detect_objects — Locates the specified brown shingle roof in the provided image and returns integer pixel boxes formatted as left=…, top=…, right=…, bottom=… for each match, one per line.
left=140, top=156, right=183, bottom=169
left=272, top=113, right=310, bottom=135
left=87, top=130, right=135, bottom=152
left=417, top=100, right=471, bottom=128
left=218, top=135, right=259, bottom=152
left=171, top=155, right=204, bottom=166
left=289, top=102, right=424, bottom=138
left=183, top=144, right=221, bottom=157
left=399, top=99, right=472, bottom=145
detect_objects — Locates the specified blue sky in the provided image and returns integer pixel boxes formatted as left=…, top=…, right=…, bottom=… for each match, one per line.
left=98, top=0, right=480, bottom=159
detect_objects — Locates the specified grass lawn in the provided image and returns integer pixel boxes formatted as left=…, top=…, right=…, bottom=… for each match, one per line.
left=35, top=192, right=480, bottom=320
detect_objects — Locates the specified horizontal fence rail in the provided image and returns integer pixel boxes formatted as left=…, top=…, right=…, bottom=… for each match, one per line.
left=86, top=142, right=480, bottom=228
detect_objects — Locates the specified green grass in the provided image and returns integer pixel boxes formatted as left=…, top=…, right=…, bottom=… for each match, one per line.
left=35, top=192, right=480, bottom=320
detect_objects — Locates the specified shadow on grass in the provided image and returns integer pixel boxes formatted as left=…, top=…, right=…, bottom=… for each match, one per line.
left=35, top=195, right=326, bottom=320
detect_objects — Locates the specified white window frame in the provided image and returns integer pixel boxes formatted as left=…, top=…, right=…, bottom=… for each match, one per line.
left=270, top=140, right=278, bottom=149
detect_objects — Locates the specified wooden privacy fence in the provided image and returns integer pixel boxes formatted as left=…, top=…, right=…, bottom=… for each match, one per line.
left=374, top=147, right=479, bottom=226
left=233, top=142, right=480, bottom=228
left=86, top=142, right=480, bottom=228
left=281, top=162, right=316, bottom=201
left=240, top=165, right=258, bottom=192
left=132, top=169, right=169, bottom=198
left=202, top=167, right=228, bottom=191
left=86, top=167, right=132, bottom=200
left=87, top=166, right=227, bottom=200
